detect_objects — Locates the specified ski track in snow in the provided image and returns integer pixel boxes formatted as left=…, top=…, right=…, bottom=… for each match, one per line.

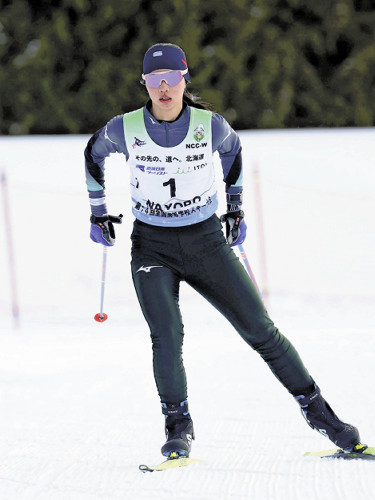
left=0, top=130, right=374, bottom=499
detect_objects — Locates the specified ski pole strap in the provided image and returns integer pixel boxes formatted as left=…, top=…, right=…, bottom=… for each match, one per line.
left=226, top=191, right=243, bottom=212
left=161, top=400, right=189, bottom=416
left=90, top=214, right=123, bottom=225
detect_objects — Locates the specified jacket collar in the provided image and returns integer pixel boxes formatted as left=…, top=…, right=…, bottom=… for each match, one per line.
left=143, top=100, right=190, bottom=128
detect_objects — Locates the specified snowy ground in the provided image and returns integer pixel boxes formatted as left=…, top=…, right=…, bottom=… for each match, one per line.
left=0, top=129, right=374, bottom=499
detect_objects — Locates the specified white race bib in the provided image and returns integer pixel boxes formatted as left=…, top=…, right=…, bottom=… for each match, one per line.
left=123, top=107, right=217, bottom=226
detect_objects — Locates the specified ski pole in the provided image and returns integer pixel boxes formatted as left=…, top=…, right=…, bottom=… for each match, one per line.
left=238, top=244, right=263, bottom=300
left=94, top=246, right=108, bottom=322
left=1, top=170, right=20, bottom=328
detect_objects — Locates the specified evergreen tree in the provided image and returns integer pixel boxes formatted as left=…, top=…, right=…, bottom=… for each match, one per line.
left=0, top=0, right=374, bottom=133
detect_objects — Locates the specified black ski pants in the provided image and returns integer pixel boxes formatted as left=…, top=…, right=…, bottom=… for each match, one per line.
left=130, top=215, right=314, bottom=404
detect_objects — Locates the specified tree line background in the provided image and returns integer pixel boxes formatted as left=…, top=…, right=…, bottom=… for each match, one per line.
left=1, top=0, right=375, bottom=134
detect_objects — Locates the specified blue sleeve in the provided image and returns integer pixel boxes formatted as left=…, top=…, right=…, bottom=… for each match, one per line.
left=212, top=113, right=243, bottom=209
left=84, top=115, right=129, bottom=215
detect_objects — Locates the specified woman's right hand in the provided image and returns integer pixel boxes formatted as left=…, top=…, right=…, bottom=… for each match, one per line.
left=90, top=214, right=123, bottom=246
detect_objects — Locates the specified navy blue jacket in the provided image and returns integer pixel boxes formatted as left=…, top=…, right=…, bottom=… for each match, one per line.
left=85, top=100, right=243, bottom=217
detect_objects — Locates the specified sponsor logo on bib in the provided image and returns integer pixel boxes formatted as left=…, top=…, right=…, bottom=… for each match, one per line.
left=194, top=124, right=205, bottom=142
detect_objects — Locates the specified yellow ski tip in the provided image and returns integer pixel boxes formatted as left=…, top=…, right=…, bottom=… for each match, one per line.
left=304, top=445, right=375, bottom=458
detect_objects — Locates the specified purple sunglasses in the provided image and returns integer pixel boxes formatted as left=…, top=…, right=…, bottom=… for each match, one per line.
left=142, top=69, right=188, bottom=88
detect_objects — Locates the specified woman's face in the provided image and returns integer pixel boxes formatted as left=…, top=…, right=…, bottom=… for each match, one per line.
left=145, top=69, right=186, bottom=121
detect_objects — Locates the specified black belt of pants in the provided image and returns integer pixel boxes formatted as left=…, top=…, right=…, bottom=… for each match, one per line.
left=130, top=214, right=314, bottom=404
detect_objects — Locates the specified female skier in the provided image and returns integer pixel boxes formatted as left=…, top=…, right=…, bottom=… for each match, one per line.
left=85, top=43, right=362, bottom=458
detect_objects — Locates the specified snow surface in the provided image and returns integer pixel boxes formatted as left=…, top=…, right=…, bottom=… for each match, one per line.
left=0, top=129, right=374, bottom=500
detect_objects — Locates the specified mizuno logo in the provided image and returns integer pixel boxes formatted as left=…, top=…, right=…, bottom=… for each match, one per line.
left=136, top=265, right=163, bottom=273
left=186, top=434, right=192, bottom=445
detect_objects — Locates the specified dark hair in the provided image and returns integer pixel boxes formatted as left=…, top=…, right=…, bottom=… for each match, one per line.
left=183, top=90, right=214, bottom=112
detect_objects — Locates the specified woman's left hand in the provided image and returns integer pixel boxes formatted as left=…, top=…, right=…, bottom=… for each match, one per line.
left=220, top=210, right=247, bottom=247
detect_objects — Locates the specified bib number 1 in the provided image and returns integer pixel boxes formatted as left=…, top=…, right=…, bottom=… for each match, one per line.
left=163, top=178, right=176, bottom=198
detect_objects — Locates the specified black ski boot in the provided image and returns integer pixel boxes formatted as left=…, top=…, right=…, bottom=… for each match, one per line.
left=161, top=400, right=195, bottom=457
left=295, top=385, right=360, bottom=450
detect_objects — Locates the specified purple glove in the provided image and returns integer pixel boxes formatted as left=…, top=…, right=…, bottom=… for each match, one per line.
left=220, top=210, right=247, bottom=247
left=90, top=214, right=123, bottom=246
